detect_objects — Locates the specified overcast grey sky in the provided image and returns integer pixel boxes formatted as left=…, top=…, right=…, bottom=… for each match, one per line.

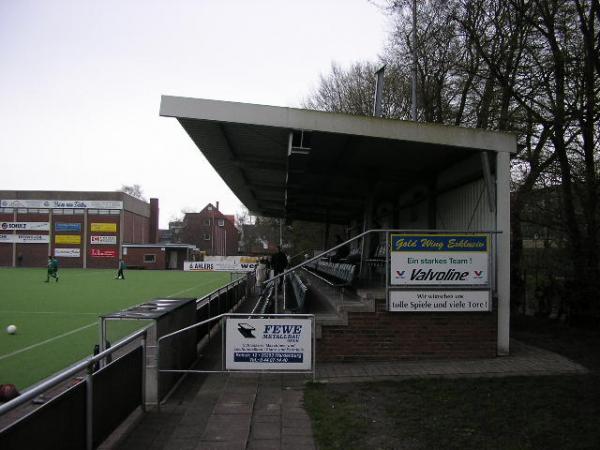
left=0, top=0, right=389, bottom=227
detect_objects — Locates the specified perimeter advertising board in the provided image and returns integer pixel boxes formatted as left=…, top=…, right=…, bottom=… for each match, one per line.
left=90, top=235, right=117, bottom=245
left=55, top=223, right=81, bottom=232
left=184, top=261, right=257, bottom=272
left=91, top=248, right=117, bottom=258
left=91, top=223, right=117, bottom=232
left=390, top=234, right=489, bottom=286
left=0, top=234, right=50, bottom=243
left=1, top=222, right=50, bottom=231
left=54, top=248, right=81, bottom=258
left=225, top=317, right=312, bottom=371
left=55, top=235, right=81, bottom=245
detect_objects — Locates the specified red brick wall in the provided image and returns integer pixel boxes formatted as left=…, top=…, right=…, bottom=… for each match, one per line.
left=123, top=211, right=150, bottom=244
left=316, top=299, right=497, bottom=362
left=87, top=215, right=119, bottom=269
left=124, top=247, right=166, bottom=270
left=16, top=212, right=50, bottom=267
left=0, top=212, right=15, bottom=266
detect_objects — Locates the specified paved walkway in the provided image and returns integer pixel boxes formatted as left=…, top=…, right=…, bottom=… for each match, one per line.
left=112, top=338, right=586, bottom=450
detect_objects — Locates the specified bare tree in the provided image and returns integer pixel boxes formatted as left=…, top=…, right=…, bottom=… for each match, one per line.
left=119, top=184, right=146, bottom=201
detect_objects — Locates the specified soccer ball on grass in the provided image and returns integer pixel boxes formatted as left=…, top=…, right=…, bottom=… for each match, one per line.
left=6, top=325, right=17, bottom=335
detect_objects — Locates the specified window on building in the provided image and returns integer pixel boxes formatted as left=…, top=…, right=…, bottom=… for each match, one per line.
left=53, top=209, right=64, bottom=215
left=144, top=254, right=156, bottom=263
left=74, top=209, right=84, bottom=215
left=204, top=219, right=211, bottom=226
left=88, top=209, right=99, bottom=214
left=17, top=208, right=27, bottom=213
left=203, top=234, right=211, bottom=240
left=218, top=219, right=225, bottom=227
left=63, top=209, right=74, bottom=215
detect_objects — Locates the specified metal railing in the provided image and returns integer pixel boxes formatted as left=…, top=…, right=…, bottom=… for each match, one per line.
left=0, top=327, right=149, bottom=450
left=265, top=228, right=503, bottom=311
left=157, top=313, right=316, bottom=379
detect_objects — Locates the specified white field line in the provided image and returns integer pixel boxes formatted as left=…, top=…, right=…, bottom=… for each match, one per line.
left=0, top=322, right=97, bottom=361
left=166, top=279, right=221, bottom=298
left=0, top=277, right=226, bottom=360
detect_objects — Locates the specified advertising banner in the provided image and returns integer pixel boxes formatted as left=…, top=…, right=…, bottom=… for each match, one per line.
left=55, top=222, right=81, bottom=232
left=0, top=234, right=50, bottom=244
left=225, top=317, right=312, bottom=371
left=90, top=223, right=117, bottom=232
left=184, top=261, right=257, bottom=272
left=91, top=248, right=117, bottom=258
left=1, top=222, right=50, bottom=231
left=390, top=234, right=489, bottom=286
left=55, top=235, right=81, bottom=245
left=389, top=290, right=491, bottom=312
left=54, top=248, right=81, bottom=258
left=0, top=199, right=123, bottom=209
left=90, top=235, right=117, bottom=245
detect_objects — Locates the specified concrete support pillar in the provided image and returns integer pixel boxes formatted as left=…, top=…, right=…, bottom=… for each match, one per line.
left=496, top=152, right=511, bottom=355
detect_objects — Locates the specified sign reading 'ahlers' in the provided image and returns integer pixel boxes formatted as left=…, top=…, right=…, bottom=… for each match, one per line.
left=390, top=234, right=489, bottom=286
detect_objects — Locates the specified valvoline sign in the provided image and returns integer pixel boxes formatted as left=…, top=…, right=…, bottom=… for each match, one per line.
left=390, top=234, right=489, bottom=286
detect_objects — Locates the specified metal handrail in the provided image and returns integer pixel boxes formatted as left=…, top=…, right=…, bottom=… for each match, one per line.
left=0, top=327, right=148, bottom=416
left=196, top=272, right=251, bottom=307
left=264, top=228, right=503, bottom=286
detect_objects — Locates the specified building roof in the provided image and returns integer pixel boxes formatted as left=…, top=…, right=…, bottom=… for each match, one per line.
left=122, top=243, right=197, bottom=250
left=160, top=96, right=517, bottom=224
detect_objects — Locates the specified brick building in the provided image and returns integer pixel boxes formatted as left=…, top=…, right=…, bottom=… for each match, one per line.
left=180, top=203, right=239, bottom=256
left=0, top=191, right=159, bottom=268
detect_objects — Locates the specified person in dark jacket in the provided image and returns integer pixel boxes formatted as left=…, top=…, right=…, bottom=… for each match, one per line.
left=270, top=245, right=288, bottom=288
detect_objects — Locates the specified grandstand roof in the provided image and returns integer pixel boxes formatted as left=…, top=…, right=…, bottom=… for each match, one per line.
left=160, top=96, right=516, bottom=223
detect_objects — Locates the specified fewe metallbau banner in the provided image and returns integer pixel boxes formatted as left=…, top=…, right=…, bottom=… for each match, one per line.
left=225, top=317, right=312, bottom=371
left=0, top=234, right=50, bottom=243
left=1, top=222, right=50, bottom=231
left=390, top=234, right=489, bottom=286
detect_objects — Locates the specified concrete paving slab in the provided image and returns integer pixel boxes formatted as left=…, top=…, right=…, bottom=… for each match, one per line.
left=250, top=421, right=281, bottom=440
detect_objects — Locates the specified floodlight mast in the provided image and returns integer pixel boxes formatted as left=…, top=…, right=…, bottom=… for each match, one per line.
left=373, top=65, right=386, bottom=117
left=411, top=0, right=417, bottom=121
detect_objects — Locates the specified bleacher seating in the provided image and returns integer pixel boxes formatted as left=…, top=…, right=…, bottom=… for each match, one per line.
left=305, top=260, right=356, bottom=286
left=287, top=271, right=308, bottom=312
left=365, top=243, right=386, bottom=263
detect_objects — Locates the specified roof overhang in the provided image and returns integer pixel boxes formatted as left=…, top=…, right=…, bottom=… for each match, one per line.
left=160, top=96, right=517, bottom=224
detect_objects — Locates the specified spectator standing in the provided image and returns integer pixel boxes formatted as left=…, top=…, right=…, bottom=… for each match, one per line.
left=255, top=258, right=267, bottom=295
left=270, top=245, right=288, bottom=288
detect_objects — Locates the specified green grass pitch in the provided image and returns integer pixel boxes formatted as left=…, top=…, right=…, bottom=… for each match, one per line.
left=0, top=268, right=232, bottom=390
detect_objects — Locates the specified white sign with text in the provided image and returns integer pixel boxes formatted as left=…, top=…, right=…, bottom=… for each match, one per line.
left=1, top=222, right=50, bottom=231
left=225, top=317, right=312, bottom=371
left=389, top=290, right=491, bottom=312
